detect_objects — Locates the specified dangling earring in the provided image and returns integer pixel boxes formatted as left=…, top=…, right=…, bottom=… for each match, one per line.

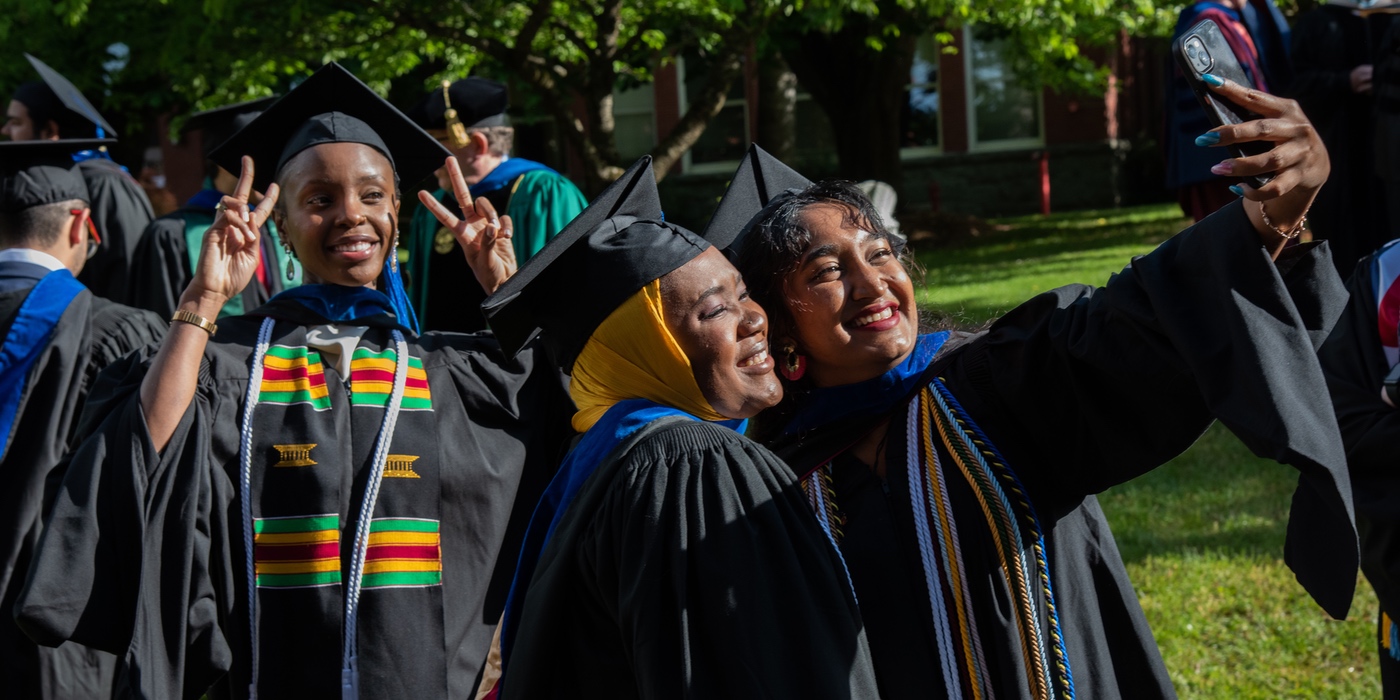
left=779, top=341, right=806, bottom=381
left=282, top=240, right=297, bottom=281
left=390, top=229, right=400, bottom=272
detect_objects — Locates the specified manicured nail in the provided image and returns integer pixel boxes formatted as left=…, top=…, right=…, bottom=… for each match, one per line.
left=1210, top=161, right=1233, bottom=175
left=1229, top=184, right=1244, bottom=197
left=1195, top=131, right=1221, bottom=147
left=1202, top=73, right=1224, bottom=87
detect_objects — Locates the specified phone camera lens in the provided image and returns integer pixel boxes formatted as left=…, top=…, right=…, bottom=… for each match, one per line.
left=1184, top=36, right=1213, bottom=74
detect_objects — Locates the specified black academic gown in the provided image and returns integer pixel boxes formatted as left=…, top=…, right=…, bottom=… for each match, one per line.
left=501, top=417, right=880, bottom=699
left=0, top=261, right=164, bottom=700
left=770, top=200, right=1357, bottom=700
left=128, top=205, right=289, bottom=318
left=1291, top=5, right=1387, bottom=274
left=1318, top=246, right=1400, bottom=696
left=15, top=300, right=573, bottom=700
left=75, top=158, right=155, bottom=304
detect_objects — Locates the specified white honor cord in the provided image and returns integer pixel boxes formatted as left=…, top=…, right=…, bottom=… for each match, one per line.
left=239, top=317, right=275, bottom=699
left=341, top=330, right=409, bottom=700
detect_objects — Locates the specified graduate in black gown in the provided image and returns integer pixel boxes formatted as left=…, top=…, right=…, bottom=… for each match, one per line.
left=486, top=156, right=877, bottom=699
left=15, top=63, right=573, bottom=700
left=0, top=140, right=165, bottom=699
left=129, top=98, right=303, bottom=318
left=3, top=54, right=155, bottom=303
left=717, top=77, right=1358, bottom=700
left=1318, top=238, right=1400, bottom=697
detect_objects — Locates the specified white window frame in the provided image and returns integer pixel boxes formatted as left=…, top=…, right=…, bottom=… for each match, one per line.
left=900, top=35, right=944, bottom=159
left=611, top=81, right=659, bottom=162
left=964, top=26, right=1045, bottom=153
left=677, top=55, right=748, bottom=175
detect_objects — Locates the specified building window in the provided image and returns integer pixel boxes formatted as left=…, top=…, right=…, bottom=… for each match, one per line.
left=966, top=27, right=1043, bottom=150
left=902, top=33, right=942, bottom=156
left=613, top=82, right=657, bottom=162
left=679, top=53, right=749, bottom=173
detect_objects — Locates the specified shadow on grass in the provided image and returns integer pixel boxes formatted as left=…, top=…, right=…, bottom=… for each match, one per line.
left=1097, top=423, right=1296, bottom=565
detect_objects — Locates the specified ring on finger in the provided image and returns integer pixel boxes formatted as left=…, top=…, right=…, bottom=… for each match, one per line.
left=214, top=202, right=228, bottom=213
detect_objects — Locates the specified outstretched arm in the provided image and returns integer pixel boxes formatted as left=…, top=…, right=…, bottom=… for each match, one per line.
left=140, top=156, right=278, bottom=451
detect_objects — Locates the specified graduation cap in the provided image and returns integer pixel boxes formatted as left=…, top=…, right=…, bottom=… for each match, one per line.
left=482, top=155, right=710, bottom=372
left=0, top=139, right=111, bottom=213
left=208, top=63, right=451, bottom=192
left=181, top=97, right=278, bottom=159
left=407, top=77, right=510, bottom=134
left=17, top=54, right=117, bottom=138
left=701, top=144, right=813, bottom=254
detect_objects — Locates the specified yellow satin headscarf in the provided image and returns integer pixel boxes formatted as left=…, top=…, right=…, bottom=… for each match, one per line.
left=569, top=279, right=726, bottom=432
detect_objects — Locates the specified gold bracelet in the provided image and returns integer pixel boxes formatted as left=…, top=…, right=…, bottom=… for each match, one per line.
left=1259, top=201, right=1307, bottom=240
left=171, top=309, right=218, bottom=336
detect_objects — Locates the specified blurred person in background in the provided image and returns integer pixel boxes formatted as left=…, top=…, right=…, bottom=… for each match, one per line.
left=1292, top=0, right=1387, bottom=275
left=405, top=78, right=586, bottom=332
left=1166, top=0, right=1294, bottom=221
left=3, top=55, right=154, bottom=303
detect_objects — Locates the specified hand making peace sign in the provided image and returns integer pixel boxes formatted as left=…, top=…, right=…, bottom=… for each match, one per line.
left=185, top=156, right=280, bottom=309
left=418, top=156, right=518, bottom=294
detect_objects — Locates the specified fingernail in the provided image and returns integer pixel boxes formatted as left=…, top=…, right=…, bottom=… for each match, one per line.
left=1210, top=161, right=1233, bottom=175
left=1195, top=132, right=1221, bottom=147
left=1229, top=184, right=1245, bottom=197
left=1202, top=73, right=1224, bottom=87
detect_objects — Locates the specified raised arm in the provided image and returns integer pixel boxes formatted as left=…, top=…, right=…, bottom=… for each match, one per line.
left=418, top=156, right=517, bottom=294
left=140, top=157, right=278, bottom=451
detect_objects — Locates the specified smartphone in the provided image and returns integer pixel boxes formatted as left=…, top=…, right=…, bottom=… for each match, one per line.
left=1172, top=18, right=1274, bottom=188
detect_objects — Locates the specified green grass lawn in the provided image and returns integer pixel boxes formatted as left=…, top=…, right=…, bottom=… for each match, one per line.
left=913, top=203, right=1379, bottom=698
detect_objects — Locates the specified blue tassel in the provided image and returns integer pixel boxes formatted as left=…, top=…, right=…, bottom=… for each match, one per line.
left=1390, top=615, right=1400, bottom=661
left=382, top=256, right=420, bottom=336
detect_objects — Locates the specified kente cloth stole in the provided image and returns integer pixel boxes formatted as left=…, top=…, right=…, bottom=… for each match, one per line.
left=803, top=378, right=1077, bottom=700
left=237, top=319, right=446, bottom=699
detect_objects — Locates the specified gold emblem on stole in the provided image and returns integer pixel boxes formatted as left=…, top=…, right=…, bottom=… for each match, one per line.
left=384, top=455, right=421, bottom=479
left=434, top=227, right=456, bottom=255
left=273, top=444, right=317, bottom=467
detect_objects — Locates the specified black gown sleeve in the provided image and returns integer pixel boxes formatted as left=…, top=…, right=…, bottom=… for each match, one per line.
left=594, top=422, right=876, bottom=698
left=128, top=216, right=192, bottom=318
left=76, top=160, right=155, bottom=304
left=16, top=348, right=239, bottom=700
left=1319, top=254, right=1400, bottom=616
left=941, top=198, right=1357, bottom=618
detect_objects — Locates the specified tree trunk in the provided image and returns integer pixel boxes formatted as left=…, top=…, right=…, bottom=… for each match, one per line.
left=784, top=10, right=921, bottom=187
left=756, top=52, right=797, bottom=162
left=649, top=41, right=747, bottom=181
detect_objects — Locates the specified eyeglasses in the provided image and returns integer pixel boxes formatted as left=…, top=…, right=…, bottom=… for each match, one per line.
left=69, top=209, right=101, bottom=259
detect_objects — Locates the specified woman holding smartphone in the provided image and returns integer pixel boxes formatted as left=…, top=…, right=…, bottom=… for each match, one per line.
left=710, top=76, right=1356, bottom=700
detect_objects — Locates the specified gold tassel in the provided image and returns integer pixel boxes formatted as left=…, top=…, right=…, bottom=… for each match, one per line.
left=442, top=80, right=469, bottom=148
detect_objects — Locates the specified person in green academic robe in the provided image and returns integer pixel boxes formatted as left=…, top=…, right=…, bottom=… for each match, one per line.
left=404, top=77, right=586, bottom=332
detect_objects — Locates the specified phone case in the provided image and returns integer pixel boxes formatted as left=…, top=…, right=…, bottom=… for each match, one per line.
left=1172, top=18, right=1274, bottom=187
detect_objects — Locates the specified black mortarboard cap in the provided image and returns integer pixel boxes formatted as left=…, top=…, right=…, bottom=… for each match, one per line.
left=407, top=77, right=510, bottom=130
left=701, top=144, right=813, bottom=253
left=208, top=63, right=451, bottom=192
left=22, top=54, right=117, bottom=137
left=0, top=139, right=109, bottom=213
left=182, top=97, right=278, bottom=159
left=482, top=155, right=710, bottom=372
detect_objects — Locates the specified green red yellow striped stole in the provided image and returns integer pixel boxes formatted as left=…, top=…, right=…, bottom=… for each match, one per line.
left=362, top=518, right=442, bottom=588
left=253, top=514, right=340, bottom=588
left=258, top=345, right=331, bottom=410
left=350, top=348, right=432, bottom=410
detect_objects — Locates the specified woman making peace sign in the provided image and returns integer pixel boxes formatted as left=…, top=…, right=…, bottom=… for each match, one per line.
left=16, top=64, right=573, bottom=700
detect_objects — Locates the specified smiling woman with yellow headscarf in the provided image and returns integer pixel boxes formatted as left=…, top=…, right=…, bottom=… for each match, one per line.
left=484, top=156, right=878, bottom=700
